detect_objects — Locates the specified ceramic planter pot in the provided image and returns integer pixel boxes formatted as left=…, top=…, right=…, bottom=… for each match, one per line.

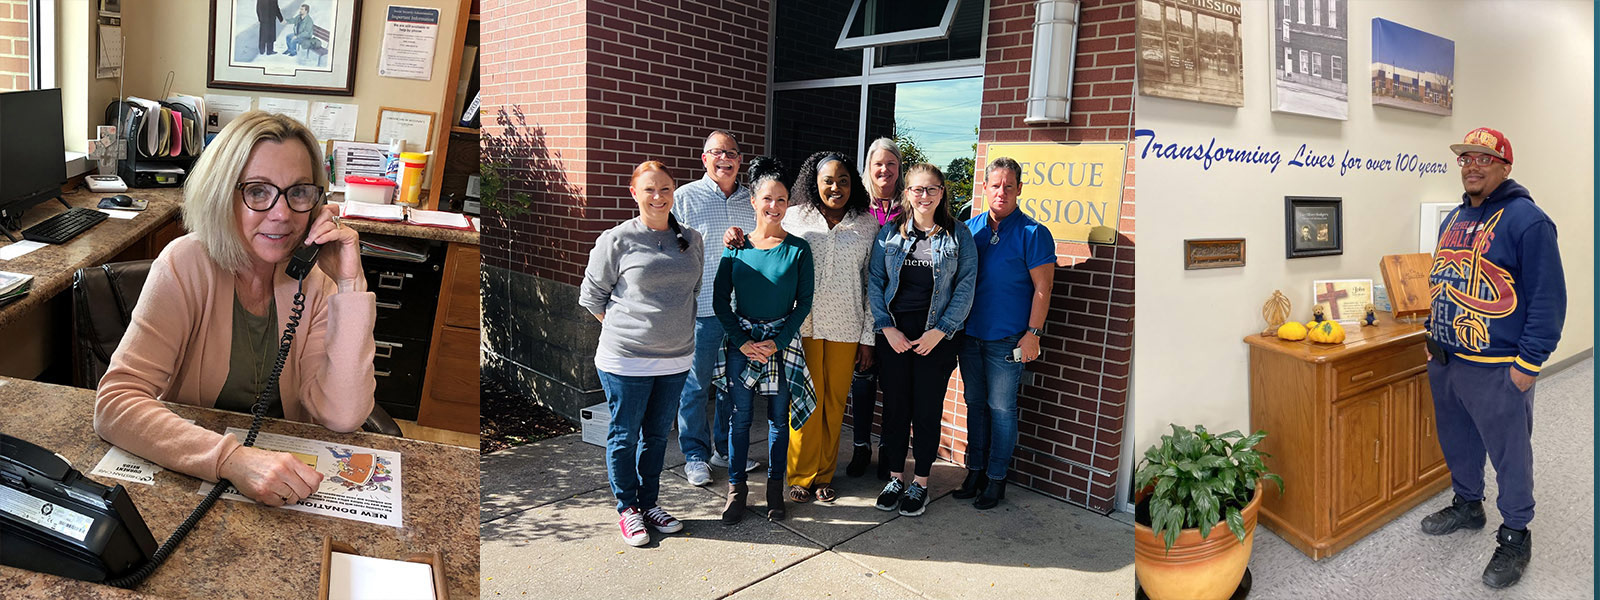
left=1134, top=484, right=1262, bottom=600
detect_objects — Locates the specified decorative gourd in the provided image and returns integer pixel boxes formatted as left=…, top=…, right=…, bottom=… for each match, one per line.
left=1277, top=321, right=1309, bottom=341
left=1307, top=320, right=1346, bottom=344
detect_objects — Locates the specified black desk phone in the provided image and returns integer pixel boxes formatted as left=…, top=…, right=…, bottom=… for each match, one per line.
left=0, top=244, right=323, bottom=587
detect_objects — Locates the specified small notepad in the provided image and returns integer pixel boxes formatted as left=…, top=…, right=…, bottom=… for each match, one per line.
left=327, top=552, right=436, bottom=600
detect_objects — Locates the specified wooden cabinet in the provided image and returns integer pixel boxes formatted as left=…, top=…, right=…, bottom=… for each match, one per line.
left=1246, top=321, right=1449, bottom=559
left=417, top=242, right=480, bottom=433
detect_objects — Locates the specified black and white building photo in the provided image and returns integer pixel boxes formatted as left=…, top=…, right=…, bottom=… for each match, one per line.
left=1272, top=0, right=1349, bottom=119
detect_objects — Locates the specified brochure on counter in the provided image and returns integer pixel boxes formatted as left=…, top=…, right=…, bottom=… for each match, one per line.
left=199, top=428, right=404, bottom=528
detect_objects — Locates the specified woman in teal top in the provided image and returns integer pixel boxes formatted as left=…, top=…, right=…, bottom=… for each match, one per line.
left=712, top=156, right=815, bottom=524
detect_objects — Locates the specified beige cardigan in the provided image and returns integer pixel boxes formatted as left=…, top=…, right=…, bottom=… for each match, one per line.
left=94, top=234, right=376, bottom=482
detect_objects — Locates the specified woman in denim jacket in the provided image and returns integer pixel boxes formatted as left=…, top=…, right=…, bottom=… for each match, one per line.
left=864, top=163, right=977, bottom=516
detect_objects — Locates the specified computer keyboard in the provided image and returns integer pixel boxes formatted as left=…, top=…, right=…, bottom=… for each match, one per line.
left=21, top=207, right=109, bottom=244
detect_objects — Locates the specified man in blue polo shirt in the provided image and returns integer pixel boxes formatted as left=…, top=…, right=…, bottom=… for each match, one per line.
left=954, top=156, right=1056, bottom=510
left=671, top=130, right=761, bottom=486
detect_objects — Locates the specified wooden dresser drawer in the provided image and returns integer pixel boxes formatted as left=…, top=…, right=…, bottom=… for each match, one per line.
left=1332, top=341, right=1426, bottom=398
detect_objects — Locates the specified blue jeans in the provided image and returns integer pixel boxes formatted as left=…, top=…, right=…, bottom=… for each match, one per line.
left=725, top=348, right=790, bottom=486
left=676, top=316, right=731, bottom=463
left=597, top=369, right=686, bottom=512
left=283, top=32, right=297, bottom=55
left=958, top=332, right=1025, bottom=479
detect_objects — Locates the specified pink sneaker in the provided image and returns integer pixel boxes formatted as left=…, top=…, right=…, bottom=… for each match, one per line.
left=642, top=506, right=683, bottom=533
left=618, top=507, right=649, bottom=546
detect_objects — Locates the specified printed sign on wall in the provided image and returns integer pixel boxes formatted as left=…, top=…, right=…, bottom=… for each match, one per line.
left=978, top=142, right=1129, bottom=244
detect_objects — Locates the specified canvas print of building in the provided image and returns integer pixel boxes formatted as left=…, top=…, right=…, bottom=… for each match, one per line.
left=1371, top=18, right=1454, bottom=115
left=1271, top=0, right=1348, bottom=119
left=1137, top=0, right=1244, bottom=107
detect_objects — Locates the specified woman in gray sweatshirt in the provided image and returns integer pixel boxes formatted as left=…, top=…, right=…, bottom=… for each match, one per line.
left=579, top=161, right=705, bottom=548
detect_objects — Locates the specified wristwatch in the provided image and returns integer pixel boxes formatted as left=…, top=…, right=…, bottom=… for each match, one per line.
left=1026, top=327, right=1045, bottom=337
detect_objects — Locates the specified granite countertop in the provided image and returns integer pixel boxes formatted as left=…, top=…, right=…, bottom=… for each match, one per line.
left=0, top=378, right=479, bottom=600
left=0, top=187, right=183, bottom=328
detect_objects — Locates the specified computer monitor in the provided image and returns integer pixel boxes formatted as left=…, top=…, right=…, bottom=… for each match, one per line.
left=0, top=88, right=69, bottom=228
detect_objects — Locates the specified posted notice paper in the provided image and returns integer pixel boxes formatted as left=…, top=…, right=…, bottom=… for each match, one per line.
left=309, top=101, right=361, bottom=142
left=199, top=428, right=403, bottom=527
left=258, top=97, right=311, bottom=126
left=377, top=6, right=440, bottom=81
left=203, top=94, right=252, bottom=134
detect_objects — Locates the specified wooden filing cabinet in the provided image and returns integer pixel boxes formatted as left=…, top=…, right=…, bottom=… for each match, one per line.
left=417, top=242, right=479, bottom=433
left=1245, top=321, right=1449, bottom=559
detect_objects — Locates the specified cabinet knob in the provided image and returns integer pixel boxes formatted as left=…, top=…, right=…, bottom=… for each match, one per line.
left=1373, top=439, right=1380, bottom=463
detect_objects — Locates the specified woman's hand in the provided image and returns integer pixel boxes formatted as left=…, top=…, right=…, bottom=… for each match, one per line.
left=723, top=226, right=747, bottom=250
left=740, top=341, right=768, bottom=363
left=911, top=329, right=946, bottom=356
left=882, top=327, right=913, bottom=354
left=219, top=446, right=324, bottom=507
left=304, top=205, right=364, bottom=292
left=855, top=344, right=875, bottom=371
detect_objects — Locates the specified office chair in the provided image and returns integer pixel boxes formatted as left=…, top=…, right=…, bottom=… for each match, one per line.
left=70, top=260, right=404, bottom=437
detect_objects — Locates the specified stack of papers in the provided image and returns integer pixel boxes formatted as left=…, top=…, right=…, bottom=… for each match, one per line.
left=0, top=271, right=34, bottom=307
left=406, top=209, right=475, bottom=231
left=360, top=235, right=430, bottom=263
left=341, top=202, right=406, bottom=222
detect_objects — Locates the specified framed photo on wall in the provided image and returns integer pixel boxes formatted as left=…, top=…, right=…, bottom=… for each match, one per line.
left=1135, top=0, right=1244, bottom=107
left=1285, top=196, right=1343, bottom=258
left=1270, top=0, right=1349, bottom=119
left=208, top=0, right=364, bottom=96
left=1370, top=18, right=1454, bottom=116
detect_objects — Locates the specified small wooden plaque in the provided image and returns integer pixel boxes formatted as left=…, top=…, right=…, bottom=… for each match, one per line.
left=1379, top=253, right=1432, bottom=320
left=1184, top=238, right=1246, bottom=270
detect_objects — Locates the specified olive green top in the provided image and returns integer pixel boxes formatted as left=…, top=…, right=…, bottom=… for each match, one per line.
left=215, top=292, right=284, bottom=417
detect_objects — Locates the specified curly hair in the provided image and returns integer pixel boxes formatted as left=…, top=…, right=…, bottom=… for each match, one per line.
left=789, top=151, right=868, bottom=217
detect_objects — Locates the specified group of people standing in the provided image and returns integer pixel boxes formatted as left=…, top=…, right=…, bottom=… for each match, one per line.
left=579, top=130, right=1055, bottom=547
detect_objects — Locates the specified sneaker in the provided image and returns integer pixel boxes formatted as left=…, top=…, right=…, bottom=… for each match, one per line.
left=898, top=482, right=928, bottom=517
left=641, top=506, right=683, bottom=534
left=1420, top=495, right=1486, bottom=535
left=1483, top=525, right=1532, bottom=588
left=710, top=452, right=761, bottom=473
left=618, top=507, right=649, bottom=547
left=685, top=460, right=712, bottom=486
left=845, top=444, right=872, bottom=477
left=875, top=478, right=906, bottom=511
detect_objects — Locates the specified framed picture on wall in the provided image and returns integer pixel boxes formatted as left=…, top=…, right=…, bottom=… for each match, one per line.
left=1370, top=18, right=1454, bottom=116
left=1135, top=0, right=1245, bottom=107
left=208, top=0, right=364, bottom=96
left=1284, top=196, right=1342, bottom=258
left=1270, top=0, right=1349, bottom=119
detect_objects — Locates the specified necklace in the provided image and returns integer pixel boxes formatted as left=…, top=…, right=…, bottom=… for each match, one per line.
left=989, top=216, right=1001, bottom=245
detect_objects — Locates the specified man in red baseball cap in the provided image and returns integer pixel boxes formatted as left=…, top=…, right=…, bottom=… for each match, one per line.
left=1422, top=127, right=1566, bottom=589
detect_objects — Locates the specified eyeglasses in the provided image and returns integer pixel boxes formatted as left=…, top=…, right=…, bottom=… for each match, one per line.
left=1457, top=155, right=1504, bottom=167
left=703, top=148, right=741, bottom=159
left=237, top=181, right=323, bottom=213
left=908, top=185, right=944, bottom=196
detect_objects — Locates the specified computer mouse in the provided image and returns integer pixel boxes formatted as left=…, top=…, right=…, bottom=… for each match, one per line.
left=111, top=194, right=133, bottom=207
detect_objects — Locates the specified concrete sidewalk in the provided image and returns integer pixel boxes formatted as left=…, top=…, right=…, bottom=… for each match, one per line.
left=481, top=424, right=1135, bottom=599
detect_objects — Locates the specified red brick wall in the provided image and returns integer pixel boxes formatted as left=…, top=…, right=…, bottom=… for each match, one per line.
left=0, top=0, right=31, bottom=92
left=938, top=0, right=1136, bottom=512
left=482, top=0, right=771, bottom=284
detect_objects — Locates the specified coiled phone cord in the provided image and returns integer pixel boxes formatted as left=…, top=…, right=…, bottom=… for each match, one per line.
left=105, top=284, right=307, bottom=589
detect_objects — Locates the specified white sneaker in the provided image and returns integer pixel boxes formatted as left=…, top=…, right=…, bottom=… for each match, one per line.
left=710, top=453, right=761, bottom=473
left=685, top=460, right=712, bottom=486
left=618, top=507, right=649, bottom=547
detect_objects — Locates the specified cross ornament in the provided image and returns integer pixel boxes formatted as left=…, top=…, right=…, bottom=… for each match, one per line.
left=1316, top=283, right=1349, bottom=319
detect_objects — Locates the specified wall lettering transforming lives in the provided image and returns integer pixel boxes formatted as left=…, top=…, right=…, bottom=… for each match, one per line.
left=1134, top=129, right=1450, bottom=178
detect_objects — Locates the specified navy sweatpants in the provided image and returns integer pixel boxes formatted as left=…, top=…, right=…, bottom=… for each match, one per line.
left=1428, top=360, right=1536, bottom=529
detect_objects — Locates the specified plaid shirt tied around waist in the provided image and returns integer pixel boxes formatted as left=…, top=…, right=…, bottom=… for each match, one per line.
left=711, top=314, right=817, bottom=430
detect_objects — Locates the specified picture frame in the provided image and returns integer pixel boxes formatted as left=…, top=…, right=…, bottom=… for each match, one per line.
left=1270, top=0, right=1349, bottom=120
left=1370, top=18, right=1454, bottom=116
left=1284, top=196, right=1343, bottom=258
left=1183, top=238, right=1246, bottom=270
left=374, top=107, right=436, bottom=153
left=208, top=0, right=363, bottom=96
left=1312, top=278, right=1374, bottom=325
left=1135, top=0, right=1245, bottom=107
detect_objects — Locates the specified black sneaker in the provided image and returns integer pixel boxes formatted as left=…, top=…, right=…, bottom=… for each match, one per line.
left=875, top=478, right=905, bottom=511
left=845, top=444, right=872, bottom=477
left=1420, top=495, right=1486, bottom=535
left=1482, top=525, right=1532, bottom=589
left=898, top=482, right=928, bottom=516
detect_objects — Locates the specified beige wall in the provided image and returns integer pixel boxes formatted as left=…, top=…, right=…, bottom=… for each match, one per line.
left=1132, top=0, right=1594, bottom=452
left=119, top=0, right=459, bottom=148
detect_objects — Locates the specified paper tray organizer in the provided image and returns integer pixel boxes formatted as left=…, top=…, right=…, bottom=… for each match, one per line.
left=317, top=535, right=449, bottom=600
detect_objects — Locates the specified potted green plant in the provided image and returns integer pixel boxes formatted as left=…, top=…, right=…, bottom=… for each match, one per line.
left=1133, top=425, right=1283, bottom=600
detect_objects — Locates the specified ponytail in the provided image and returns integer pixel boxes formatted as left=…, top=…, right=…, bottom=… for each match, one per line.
left=667, top=213, right=689, bottom=252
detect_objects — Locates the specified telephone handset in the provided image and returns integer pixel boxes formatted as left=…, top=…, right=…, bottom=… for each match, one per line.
left=93, top=245, right=319, bottom=587
left=286, top=242, right=322, bottom=281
